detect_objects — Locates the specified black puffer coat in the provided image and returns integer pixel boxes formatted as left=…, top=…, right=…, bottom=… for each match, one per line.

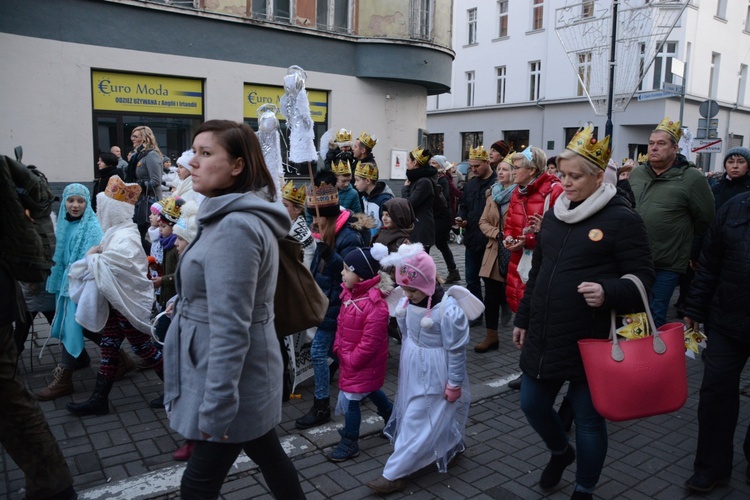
left=684, top=191, right=750, bottom=342
left=516, top=192, right=655, bottom=381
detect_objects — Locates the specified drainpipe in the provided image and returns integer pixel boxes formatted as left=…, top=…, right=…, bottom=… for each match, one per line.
left=536, top=97, right=545, bottom=149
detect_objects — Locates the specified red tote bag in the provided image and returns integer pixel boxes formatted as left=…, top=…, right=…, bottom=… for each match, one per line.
left=578, top=274, right=687, bottom=422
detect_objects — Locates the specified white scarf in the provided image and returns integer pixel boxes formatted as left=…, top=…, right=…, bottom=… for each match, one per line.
left=553, top=182, right=617, bottom=224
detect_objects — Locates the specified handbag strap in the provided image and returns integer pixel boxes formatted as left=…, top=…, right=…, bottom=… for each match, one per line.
left=608, top=274, right=666, bottom=361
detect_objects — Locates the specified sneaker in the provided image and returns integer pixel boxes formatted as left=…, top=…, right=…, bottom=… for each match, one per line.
left=540, top=444, right=575, bottom=489
left=326, top=437, right=359, bottom=462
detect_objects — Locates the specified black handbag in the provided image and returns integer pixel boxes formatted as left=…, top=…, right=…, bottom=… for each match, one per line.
left=133, top=180, right=158, bottom=226
left=498, top=245, right=511, bottom=278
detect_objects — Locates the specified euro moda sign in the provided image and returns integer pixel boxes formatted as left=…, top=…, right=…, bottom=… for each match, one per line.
left=243, top=83, right=327, bottom=123
left=92, top=71, right=203, bottom=115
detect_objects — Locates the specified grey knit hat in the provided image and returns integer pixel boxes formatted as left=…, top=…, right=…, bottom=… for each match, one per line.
left=724, top=147, right=750, bottom=168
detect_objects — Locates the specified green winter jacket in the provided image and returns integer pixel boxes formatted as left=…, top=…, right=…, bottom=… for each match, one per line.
left=629, top=155, right=715, bottom=273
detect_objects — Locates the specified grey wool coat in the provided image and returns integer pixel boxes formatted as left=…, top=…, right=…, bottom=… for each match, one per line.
left=163, top=191, right=291, bottom=443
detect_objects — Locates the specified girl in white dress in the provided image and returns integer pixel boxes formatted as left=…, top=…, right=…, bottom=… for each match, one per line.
left=369, top=244, right=473, bottom=494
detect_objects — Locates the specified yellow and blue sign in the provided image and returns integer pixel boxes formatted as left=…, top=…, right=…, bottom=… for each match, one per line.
left=92, top=71, right=203, bottom=115
left=244, top=83, right=327, bottom=123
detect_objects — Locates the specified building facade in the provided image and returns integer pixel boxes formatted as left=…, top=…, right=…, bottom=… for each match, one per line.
left=427, top=0, right=750, bottom=172
left=0, top=0, right=454, bottom=183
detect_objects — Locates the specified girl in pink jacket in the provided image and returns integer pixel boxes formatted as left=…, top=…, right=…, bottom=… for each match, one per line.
left=329, top=243, right=393, bottom=462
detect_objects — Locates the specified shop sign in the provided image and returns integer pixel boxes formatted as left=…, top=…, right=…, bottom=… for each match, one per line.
left=244, top=83, right=327, bottom=123
left=92, top=71, right=203, bottom=115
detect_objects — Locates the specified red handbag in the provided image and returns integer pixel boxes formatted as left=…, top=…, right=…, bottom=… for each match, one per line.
left=578, top=274, right=687, bottom=422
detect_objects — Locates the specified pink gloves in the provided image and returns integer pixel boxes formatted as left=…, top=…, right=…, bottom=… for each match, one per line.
left=445, top=384, right=461, bottom=403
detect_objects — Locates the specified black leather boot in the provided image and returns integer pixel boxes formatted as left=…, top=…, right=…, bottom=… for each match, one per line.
left=66, top=374, right=114, bottom=416
left=295, top=397, right=331, bottom=429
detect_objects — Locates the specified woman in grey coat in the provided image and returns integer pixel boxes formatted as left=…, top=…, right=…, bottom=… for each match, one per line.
left=163, top=120, right=305, bottom=499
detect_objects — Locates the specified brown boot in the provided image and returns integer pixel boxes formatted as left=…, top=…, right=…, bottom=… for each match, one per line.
left=367, top=475, right=407, bottom=494
left=35, top=365, right=74, bottom=401
left=474, top=329, right=499, bottom=353
left=115, top=350, right=137, bottom=381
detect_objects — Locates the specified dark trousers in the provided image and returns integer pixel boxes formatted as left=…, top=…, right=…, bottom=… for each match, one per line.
left=694, top=330, right=750, bottom=478
left=483, top=277, right=507, bottom=330
left=464, top=246, right=484, bottom=302
left=181, top=428, right=305, bottom=499
left=433, top=216, right=457, bottom=270
left=0, top=324, right=75, bottom=499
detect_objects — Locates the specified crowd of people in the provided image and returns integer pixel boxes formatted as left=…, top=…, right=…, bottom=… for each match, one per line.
left=3, top=116, right=750, bottom=499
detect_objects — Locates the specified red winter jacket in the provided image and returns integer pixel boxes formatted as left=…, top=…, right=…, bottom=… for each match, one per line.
left=504, top=172, right=563, bottom=312
left=333, top=275, right=390, bottom=393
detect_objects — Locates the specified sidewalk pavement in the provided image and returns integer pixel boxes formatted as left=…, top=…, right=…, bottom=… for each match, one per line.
left=3, top=242, right=750, bottom=499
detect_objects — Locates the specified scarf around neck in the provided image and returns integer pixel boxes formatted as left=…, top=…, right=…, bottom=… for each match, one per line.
left=491, top=183, right=516, bottom=213
left=159, top=232, right=178, bottom=251
left=553, top=182, right=617, bottom=224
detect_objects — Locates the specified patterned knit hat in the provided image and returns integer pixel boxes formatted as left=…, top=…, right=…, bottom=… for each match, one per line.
left=380, top=243, right=438, bottom=328
left=306, top=170, right=340, bottom=218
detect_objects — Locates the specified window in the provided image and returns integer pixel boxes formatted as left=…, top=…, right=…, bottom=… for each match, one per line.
left=532, top=0, right=544, bottom=30
left=316, top=0, right=350, bottom=33
left=652, top=41, right=677, bottom=89
left=427, top=133, right=444, bottom=155
left=468, top=8, right=478, bottom=45
left=638, top=43, right=646, bottom=91
left=503, top=130, right=530, bottom=152
left=466, top=71, right=475, bottom=106
left=411, top=0, right=434, bottom=40
left=577, top=51, right=592, bottom=96
left=498, top=0, right=509, bottom=37
left=582, top=0, right=594, bottom=18
left=461, top=132, right=484, bottom=160
left=529, top=61, right=541, bottom=101
left=716, top=0, right=728, bottom=19
left=740, top=64, right=748, bottom=106
left=496, top=66, right=507, bottom=104
left=252, top=0, right=291, bottom=23
left=709, top=52, right=721, bottom=99
left=565, top=126, right=598, bottom=147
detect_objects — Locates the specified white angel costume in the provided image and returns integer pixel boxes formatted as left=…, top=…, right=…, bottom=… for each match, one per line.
left=382, top=289, right=473, bottom=480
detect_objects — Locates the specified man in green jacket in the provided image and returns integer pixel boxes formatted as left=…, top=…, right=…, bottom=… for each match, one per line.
left=629, top=117, right=715, bottom=327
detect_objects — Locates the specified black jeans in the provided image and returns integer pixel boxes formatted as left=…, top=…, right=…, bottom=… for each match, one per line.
left=433, top=215, right=457, bottom=270
left=181, top=428, right=305, bottom=499
left=694, top=329, right=750, bottom=479
left=483, top=277, right=507, bottom=330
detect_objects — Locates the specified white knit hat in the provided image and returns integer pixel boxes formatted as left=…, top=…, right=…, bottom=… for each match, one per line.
left=173, top=201, right=199, bottom=244
left=176, top=149, right=195, bottom=173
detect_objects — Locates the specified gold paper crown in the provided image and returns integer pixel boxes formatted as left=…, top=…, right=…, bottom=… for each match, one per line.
left=306, top=182, right=339, bottom=208
left=655, top=116, right=682, bottom=142
left=357, top=132, right=377, bottom=150
left=501, top=150, right=516, bottom=166
left=354, top=162, right=379, bottom=181
left=469, top=146, right=489, bottom=161
left=335, top=129, right=352, bottom=145
left=565, top=123, right=612, bottom=171
left=637, top=153, right=648, bottom=164
left=160, top=197, right=183, bottom=223
left=331, top=159, right=351, bottom=176
left=104, top=176, right=141, bottom=205
left=411, top=147, right=429, bottom=166
left=282, top=180, right=306, bottom=206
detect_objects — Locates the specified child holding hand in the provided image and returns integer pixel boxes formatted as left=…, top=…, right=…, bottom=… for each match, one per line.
left=328, top=243, right=394, bottom=462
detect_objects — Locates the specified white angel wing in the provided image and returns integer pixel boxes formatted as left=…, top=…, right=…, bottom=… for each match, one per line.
left=446, top=285, right=485, bottom=321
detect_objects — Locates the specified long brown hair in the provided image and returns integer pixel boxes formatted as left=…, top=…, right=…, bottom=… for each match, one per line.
left=192, top=120, right=276, bottom=200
